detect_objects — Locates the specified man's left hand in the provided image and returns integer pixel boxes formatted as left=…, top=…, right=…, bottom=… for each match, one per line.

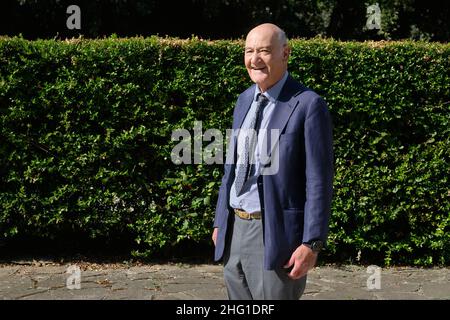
left=283, top=244, right=318, bottom=280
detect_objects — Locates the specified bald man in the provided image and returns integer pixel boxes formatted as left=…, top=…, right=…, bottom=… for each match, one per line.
left=212, top=23, right=334, bottom=300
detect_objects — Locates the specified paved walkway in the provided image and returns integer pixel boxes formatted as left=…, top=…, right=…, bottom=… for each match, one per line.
left=1, top=260, right=449, bottom=300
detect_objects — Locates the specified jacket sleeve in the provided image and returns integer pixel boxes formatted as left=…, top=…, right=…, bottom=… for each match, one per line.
left=213, top=162, right=232, bottom=228
left=213, top=102, right=239, bottom=228
left=302, top=96, right=334, bottom=245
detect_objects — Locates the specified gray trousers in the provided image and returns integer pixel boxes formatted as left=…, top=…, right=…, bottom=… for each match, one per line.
left=223, top=214, right=307, bottom=300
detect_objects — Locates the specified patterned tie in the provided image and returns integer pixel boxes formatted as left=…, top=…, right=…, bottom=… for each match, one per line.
left=234, top=93, right=270, bottom=196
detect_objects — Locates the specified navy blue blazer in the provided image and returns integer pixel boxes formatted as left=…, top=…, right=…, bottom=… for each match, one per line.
left=213, top=74, right=334, bottom=270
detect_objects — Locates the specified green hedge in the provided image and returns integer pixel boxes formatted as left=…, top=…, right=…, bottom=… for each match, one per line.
left=0, top=37, right=449, bottom=266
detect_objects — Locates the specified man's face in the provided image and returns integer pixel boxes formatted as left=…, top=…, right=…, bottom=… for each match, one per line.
left=244, top=27, right=289, bottom=92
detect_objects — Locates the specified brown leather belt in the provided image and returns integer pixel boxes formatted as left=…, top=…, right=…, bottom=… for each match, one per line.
left=234, top=208, right=262, bottom=220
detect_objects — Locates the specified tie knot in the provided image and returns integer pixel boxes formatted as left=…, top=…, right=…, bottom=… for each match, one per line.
left=257, top=94, right=269, bottom=108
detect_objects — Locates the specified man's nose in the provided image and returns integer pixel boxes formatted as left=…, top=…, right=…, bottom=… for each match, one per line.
left=250, top=52, right=261, bottom=65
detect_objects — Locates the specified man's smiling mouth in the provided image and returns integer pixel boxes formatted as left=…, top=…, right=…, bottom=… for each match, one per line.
left=252, top=67, right=267, bottom=71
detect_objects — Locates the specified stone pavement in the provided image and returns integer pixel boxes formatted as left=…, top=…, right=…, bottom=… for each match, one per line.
left=1, top=261, right=449, bottom=300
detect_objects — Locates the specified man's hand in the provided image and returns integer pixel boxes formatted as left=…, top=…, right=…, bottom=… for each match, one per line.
left=212, top=228, right=218, bottom=247
left=283, top=244, right=318, bottom=280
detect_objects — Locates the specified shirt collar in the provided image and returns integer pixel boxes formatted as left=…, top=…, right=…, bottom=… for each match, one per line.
left=254, top=71, right=289, bottom=103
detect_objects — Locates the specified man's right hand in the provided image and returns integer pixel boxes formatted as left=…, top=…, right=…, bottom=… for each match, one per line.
left=212, top=228, right=218, bottom=247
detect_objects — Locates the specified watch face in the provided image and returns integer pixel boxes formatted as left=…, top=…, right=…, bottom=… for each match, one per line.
left=311, top=241, right=323, bottom=252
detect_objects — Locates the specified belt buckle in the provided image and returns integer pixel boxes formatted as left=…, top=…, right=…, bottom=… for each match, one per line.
left=235, top=209, right=260, bottom=220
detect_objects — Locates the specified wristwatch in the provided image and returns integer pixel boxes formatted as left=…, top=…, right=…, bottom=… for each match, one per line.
left=303, top=240, right=324, bottom=253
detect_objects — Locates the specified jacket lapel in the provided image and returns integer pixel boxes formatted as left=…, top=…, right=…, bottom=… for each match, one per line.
left=229, top=85, right=255, bottom=166
left=233, top=85, right=255, bottom=130
left=263, top=75, right=306, bottom=158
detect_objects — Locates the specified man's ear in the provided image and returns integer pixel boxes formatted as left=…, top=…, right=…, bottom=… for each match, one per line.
left=282, top=45, right=291, bottom=61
